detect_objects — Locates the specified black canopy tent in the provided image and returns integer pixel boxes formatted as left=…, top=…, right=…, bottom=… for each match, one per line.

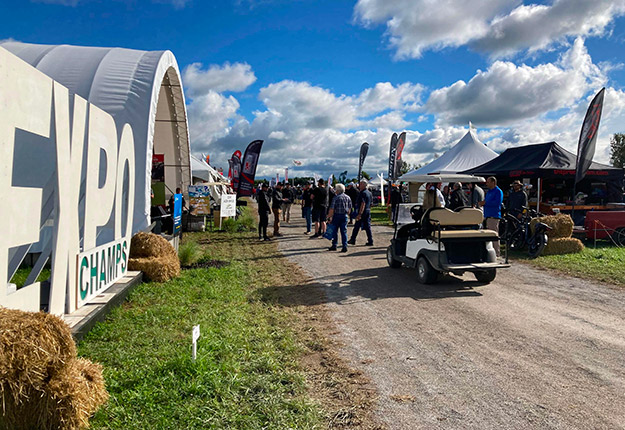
left=463, top=142, right=624, bottom=209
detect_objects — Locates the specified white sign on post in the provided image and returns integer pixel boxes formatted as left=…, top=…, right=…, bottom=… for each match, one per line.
left=221, top=194, right=237, bottom=218
left=192, top=324, right=200, bottom=361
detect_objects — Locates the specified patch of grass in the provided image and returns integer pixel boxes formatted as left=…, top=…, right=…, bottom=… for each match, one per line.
left=79, top=229, right=321, bottom=429
left=178, top=240, right=201, bottom=266
left=515, top=241, right=625, bottom=286
left=10, top=267, right=51, bottom=288
left=370, top=205, right=393, bottom=227
left=222, top=206, right=257, bottom=233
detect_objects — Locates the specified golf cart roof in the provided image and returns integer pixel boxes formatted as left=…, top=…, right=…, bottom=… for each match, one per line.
left=397, top=173, right=486, bottom=183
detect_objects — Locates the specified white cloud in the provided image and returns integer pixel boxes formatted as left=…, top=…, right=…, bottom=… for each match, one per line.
left=183, top=62, right=257, bottom=96
left=354, top=0, right=625, bottom=59
left=425, top=38, right=606, bottom=126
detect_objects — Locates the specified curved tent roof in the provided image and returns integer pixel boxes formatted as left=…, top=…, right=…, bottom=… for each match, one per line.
left=409, top=130, right=497, bottom=175
left=464, top=141, right=624, bottom=181
left=1, top=42, right=191, bottom=235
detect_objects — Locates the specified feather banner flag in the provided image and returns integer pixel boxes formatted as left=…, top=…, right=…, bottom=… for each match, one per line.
left=575, top=88, right=605, bottom=184
left=358, top=142, right=369, bottom=182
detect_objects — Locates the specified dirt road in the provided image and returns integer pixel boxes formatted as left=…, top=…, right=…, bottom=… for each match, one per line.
left=273, top=215, right=625, bottom=429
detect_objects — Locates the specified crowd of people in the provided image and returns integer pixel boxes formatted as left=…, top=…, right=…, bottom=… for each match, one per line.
left=255, top=176, right=526, bottom=258
left=255, top=179, right=375, bottom=252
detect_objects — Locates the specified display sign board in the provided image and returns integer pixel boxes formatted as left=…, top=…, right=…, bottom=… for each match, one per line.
left=188, top=185, right=211, bottom=215
left=221, top=194, right=237, bottom=218
left=173, top=194, right=182, bottom=236
left=77, top=238, right=129, bottom=308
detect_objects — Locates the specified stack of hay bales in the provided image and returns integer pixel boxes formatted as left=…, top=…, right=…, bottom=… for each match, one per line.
left=530, top=213, right=584, bottom=255
left=0, top=308, right=108, bottom=430
left=128, top=232, right=180, bottom=282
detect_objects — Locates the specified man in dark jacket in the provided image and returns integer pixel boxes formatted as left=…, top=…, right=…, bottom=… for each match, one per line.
left=301, top=183, right=314, bottom=234
left=390, top=184, right=402, bottom=223
left=348, top=180, right=374, bottom=246
left=346, top=183, right=359, bottom=224
left=448, top=182, right=469, bottom=210
left=272, top=182, right=288, bottom=236
left=507, top=180, right=528, bottom=219
left=257, top=183, right=271, bottom=240
left=311, top=179, right=328, bottom=237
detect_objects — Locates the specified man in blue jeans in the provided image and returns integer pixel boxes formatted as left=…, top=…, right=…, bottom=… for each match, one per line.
left=348, top=180, right=374, bottom=246
left=479, top=176, right=504, bottom=257
left=301, top=182, right=313, bottom=234
left=326, top=183, right=352, bottom=252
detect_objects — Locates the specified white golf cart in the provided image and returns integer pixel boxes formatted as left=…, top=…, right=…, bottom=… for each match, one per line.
left=386, top=174, right=509, bottom=284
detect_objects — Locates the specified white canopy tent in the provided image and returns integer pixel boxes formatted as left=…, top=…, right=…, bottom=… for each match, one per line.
left=409, top=129, right=497, bottom=175
left=1, top=42, right=192, bottom=239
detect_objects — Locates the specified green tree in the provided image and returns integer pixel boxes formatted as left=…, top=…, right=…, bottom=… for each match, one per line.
left=399, top=161, right=414, bottom=176
left=610, top=133, right=625, bottom=168
left=360, top=171, right=371, bottom=180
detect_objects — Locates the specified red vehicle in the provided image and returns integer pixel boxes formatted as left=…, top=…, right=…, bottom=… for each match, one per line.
left=584, top=211, right=625, bottom=245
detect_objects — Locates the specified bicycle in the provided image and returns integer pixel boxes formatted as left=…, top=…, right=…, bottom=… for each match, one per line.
left=502, top=206, right=552, bottom=258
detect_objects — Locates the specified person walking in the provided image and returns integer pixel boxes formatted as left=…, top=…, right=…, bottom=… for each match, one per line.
left=479, top=176, right=504, bottom=257
left=390, top=184, right=402, bottom=223
left=311, top=179, right=328, bottom=237
left=448, top=182, right=469, bottom=210
left=272, top=182, right=288, bottom=236
left=348, top=180, right=374, bottom=246
left=301, top=183, right=313, bottom=234
left=468, top=182, right=485, bottom=211
left=507, top=180, right=528, bottom=219
left=326, top=183, right=352, bottom=252
left=346, top=182, right=359, bottom=224
left=257, top=183, right=271, bottom=240
left=282, top=183, right=294, bottom=223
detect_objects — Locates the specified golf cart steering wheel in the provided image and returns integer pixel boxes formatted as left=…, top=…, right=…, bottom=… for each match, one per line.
left=410, top=204, right=423, bottom=221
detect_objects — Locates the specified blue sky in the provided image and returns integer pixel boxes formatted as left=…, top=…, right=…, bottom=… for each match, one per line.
left=2, top=0, right=625, bottom=179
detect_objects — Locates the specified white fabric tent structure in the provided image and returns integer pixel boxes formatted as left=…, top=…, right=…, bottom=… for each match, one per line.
left=1, top=42, right=191, bottom=236
left=408, top=129, right=497, bottom=176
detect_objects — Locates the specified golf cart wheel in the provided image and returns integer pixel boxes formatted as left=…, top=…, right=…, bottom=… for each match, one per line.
left=416, top=256, right=438, bottom=284
left=474, top=269, right=496, bottom=283
left=528, top=233, right=548, bottom=259
left=386, top=246, right=402, bottom=268
left=615, top=227, right=625, bottom=247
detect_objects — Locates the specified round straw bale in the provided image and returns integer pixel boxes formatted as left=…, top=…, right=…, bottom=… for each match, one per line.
left=130, top=232, right=177, bottom=259
left=128, top=253, right=180, bottom=282
left=0, top=308, right=76, bottom=396
left=542, top=237, right=584, bottom=255
left=530, top=214, right=574, bottom=238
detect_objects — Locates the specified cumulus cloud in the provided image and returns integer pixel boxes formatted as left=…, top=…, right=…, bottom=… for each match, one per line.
left=186, top=76, right=423, bottom=177
left=183, top=62, right=257, bottom=96
left=425, top=38, right=606, bottom=126
left=354, top=0, right=625, bottom=59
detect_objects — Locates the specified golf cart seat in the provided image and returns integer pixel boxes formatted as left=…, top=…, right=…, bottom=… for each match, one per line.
left=425, top=208, right=498, bottom=241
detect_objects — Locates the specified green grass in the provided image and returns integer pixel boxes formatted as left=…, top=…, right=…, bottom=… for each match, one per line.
left=178, top=240, right=201, bottom=266
left=10, top=267, right=51, bottom=287
left=79, top=230, right=321, bottom=429
left=514, top=241, right=625, bottom=286
left=370, top=205, right=393, bottom=226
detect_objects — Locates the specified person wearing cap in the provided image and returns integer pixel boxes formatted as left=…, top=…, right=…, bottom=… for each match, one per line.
left=508, top=180, right=528, bottom=219
left=348, top=180, right=374, bottom=246
left=257, top=182, right=271, bottom=241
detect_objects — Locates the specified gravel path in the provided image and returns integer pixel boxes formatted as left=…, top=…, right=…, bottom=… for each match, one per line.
left=274, top=214, right=625, bottom=429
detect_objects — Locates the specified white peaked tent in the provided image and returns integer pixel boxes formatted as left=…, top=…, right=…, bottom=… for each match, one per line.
left=1, top=42, right=192, bottom=237
left=408, top=129, right=497, bottom=176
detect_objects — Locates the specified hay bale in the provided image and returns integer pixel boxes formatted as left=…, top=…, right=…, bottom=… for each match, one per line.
left=130, top=232, right=177, bottom=259
left=128, top=254, right=180, bottom=282
left=530, top=214, right=574, bottom=238
left=0, top=308, right=76, bottom=401
left=0, top=309, right=108, bottom=430
left=542, top=237, right=584, bottom=255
